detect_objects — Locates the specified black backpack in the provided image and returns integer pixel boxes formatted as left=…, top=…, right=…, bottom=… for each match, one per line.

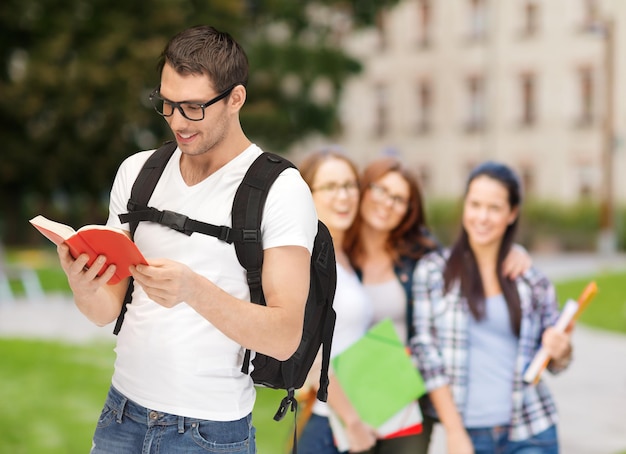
left=114, top=141, right=337, bottom=425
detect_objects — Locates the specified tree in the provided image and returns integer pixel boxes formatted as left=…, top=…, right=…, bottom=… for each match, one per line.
left=0, top=0, right=398, bottom=243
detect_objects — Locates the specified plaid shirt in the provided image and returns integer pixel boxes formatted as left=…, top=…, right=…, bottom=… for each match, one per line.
left=410, top=249, right=569, bottom=441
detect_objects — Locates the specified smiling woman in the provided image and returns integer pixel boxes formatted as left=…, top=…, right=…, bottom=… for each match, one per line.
left=411, top=161, right=574, bottom=454
left=343, top=156, right=438, bottom=454
left=296, top=148, right=376, bottom=454
left=462, top=173, right=520, bottom=252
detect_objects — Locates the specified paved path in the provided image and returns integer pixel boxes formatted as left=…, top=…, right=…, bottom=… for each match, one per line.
left=0, top=295, right=115, bottom=343
left=1, top=253, right=626, bottom=453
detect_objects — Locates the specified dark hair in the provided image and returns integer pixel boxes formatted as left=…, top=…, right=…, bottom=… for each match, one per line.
left=298, top=146, right=359, bottom=191
left=158, top=25, right=248, bottom=92
left=345, top=157, right=436, bottom=265
left=443, top=161, right=523, bottom=335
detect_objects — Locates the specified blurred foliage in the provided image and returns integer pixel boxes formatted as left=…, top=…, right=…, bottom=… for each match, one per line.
left=426, top=199, right=626, bottom=252
left=518, top=200, right=601, bottom=251
left=0, top=0, right=399, bottom=244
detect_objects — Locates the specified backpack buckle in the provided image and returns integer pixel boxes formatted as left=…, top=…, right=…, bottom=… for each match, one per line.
left=273, top=389, right=297, bottom=422
left=247, top=270, right=262, bottom=288
left=160, top=210, right=190, bottom=235
left=242, top=229, right=260, bottom=243
left=218, top=226, right=234, bottom=243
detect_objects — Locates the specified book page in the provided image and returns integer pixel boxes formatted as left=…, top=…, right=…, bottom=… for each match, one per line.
left=76, top=224, right=127, bottom=235
left=29, top=215, right=77, bottom=245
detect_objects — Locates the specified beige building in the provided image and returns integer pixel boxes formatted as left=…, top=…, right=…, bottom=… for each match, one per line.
left=300, top=0, right=626, bottom=213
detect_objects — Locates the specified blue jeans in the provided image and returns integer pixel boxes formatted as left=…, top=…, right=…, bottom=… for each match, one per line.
left=91, top=385, right=256, bottom=453
left=467, top=424, right=558, bottom=454
left=298, top=414, right=345, bottom=454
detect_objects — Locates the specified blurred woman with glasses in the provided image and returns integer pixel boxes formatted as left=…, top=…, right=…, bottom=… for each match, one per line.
left=344, top=157, right=438, bottom=454
left=297, top=148, right=377, bottom=454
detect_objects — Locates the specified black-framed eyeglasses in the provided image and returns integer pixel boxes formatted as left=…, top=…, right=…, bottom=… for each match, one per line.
left=313, top=180, right=359, bottom=196
left=368, top=183, right=409, bottom=210
left=149, top=84, right=237, bottom=121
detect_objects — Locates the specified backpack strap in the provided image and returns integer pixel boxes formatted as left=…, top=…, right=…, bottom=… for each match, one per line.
left=232, top=152, right=296, bottom=373
left=119, top=207, right=242, bottom=243
left=313, top=221, right=336, bottom=403
left=124, top=141, right=178, bottom=234
left=113, top=140, right=178, bottom=335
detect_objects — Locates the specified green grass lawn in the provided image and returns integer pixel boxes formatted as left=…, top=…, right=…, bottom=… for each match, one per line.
left=0, top=338, right=295, bottom=453
left=0, top=339, right=114, bottom=454
left=1, top=249, right=625, bottom=452
left=554, top=272, right=626, bottom=333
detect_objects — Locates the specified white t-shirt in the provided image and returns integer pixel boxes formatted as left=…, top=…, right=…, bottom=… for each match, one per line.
left=106, top=144, right=317, bottom=421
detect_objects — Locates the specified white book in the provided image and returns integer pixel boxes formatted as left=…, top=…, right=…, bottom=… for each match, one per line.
left=328, top=401, right=423, bottom=452
left=523, top=299, right=579, bottom=384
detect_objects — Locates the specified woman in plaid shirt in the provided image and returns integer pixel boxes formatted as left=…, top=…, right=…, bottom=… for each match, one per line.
left=411, top=161, right=573, bottom=454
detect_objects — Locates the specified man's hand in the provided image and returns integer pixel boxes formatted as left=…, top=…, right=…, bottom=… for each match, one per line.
left=57, top=243, right=116, bottom=296
left=130, top=258, right=200, bottom=308
left=57, top=243, right=127, bottom=326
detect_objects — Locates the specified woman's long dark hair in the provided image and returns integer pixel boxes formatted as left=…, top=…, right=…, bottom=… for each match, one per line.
left=443, top=161, right=523, bottom=336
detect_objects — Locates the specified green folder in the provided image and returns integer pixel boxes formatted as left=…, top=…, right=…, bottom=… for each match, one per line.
left=331, top=318, right=426, bottom=428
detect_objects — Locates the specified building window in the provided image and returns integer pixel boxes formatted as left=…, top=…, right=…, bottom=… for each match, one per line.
left=416, top=80, right=433, bottom=134
left=577, top=67, right=594, bottom=127
left=465, top=160, right=479, bottom=180
left=578, top=164, right=594, bottom=199
left=467, top=0, right=487, bottom=42
left=417, top=0, right=432, bottom=48
left=376, top=10, right=388, bottom=51
left=522, top=1, right=539, bottom=37
left=417, top=165, right=431, bottom=193
left=374, top=83, right=389, bottom=137
left=465, top=75, right=485, bottom=132
left=581, top=0, right=600, bottom=30
left=520, top=166, right=535, bottom=197
left=520, top=73, right=536, bottom=126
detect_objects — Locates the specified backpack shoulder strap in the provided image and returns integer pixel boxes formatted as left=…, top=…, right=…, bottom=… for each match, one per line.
left=312, top=220, right=336, bottom=403
left=113, top=140, right=177, bottom=335
left=232, top=152, right=296, bottom=303
left=123, top=140, right=178, bottom=236
left=233, top=152, right=295, bottom=373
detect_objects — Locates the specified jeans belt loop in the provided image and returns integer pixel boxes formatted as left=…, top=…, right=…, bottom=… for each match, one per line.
left=178, top=416, right=185, bottom=434
left=116, top=396, right=127, bottom=424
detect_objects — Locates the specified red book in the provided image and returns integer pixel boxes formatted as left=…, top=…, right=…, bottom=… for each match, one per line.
left=29, top=215, right=147, bottom=285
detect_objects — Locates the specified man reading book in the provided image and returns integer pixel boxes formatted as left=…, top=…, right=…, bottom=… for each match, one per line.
left=55, top=25, right=317, bottom=454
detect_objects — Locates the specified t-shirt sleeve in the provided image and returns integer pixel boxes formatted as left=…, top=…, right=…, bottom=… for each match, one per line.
left=261, top=167, right=318, bottom=253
